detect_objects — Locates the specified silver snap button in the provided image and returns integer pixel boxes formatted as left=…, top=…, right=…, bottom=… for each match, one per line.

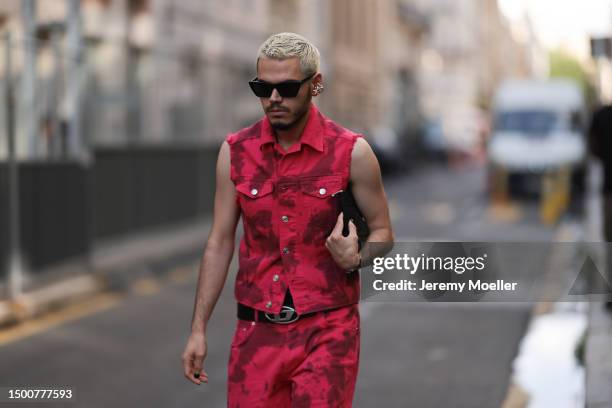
left=319, top=188, right=326, bottom=195
left=282, top=247, right=289, bottom=254
left=265, top=301, right=272, bottom=308
left=273, top=274, right=279, bottom=282
left=251, top=188, right=258, bottom=196
left=281, top=215, right=289, bottom=223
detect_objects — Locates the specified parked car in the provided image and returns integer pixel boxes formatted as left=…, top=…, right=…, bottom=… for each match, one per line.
left=487, top=79, right=587, bottom=196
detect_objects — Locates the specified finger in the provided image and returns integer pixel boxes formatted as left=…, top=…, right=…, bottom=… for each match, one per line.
left=348, top=219, right=357, bottom=238
left=193, top=357, right=203, bottom=372
left=183, top=353, right=208, bottom=385
left=193, top=359, right=205, bottom=377
left=182, top=355, right=195, bottom=380
left=184, top=364, right=202, bottom=385
left=194, top=370, right=209, bottom=384
left=330, top=212, right=344, bottom=237
left=190, top=366, right=208, bottom=385
left=193, top=359, right=206, bottom=375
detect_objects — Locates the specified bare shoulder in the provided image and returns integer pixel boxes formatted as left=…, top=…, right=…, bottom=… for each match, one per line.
left=351, top=136, right=373, bottom=160
left=350, top=136, right=381, bottom=183
left=219, top=140, right=230, bottom=159
left=217, top=141, right=231, bottom=177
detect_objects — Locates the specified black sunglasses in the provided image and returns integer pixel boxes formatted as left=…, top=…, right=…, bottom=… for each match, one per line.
left=248, top=73, right=315, bottom=98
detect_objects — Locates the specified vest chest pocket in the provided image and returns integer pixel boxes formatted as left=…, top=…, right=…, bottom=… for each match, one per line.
left=299, top=176, right=344, bottom=238
left=235, top=180, right=274, bottom=217
left=300, top=175, right=343, bottom=199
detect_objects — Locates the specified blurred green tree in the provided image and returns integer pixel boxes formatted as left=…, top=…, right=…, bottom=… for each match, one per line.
left=549, top=49, right=597, bottom=107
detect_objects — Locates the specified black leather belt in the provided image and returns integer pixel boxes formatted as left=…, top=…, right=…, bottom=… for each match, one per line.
left=237, top=303, right=317, bottom=324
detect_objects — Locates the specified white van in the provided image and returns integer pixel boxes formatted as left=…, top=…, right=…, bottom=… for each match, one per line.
left=488, top=79, right=587, bottom=193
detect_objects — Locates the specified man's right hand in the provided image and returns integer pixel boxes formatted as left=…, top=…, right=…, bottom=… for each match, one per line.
left=182, top=332, right=209, bottom=385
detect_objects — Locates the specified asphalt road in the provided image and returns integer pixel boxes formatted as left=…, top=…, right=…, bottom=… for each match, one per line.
left=0, top=162, right=563, bottom=407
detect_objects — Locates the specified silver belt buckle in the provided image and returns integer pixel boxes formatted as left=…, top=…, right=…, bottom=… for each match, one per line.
left=264, top=305, right=299, bottom=324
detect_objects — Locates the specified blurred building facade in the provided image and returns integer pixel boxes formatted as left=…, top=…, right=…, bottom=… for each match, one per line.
left=327, top=0, right=428, bottom=145
left=0, top=0, right=271, bottom=157
left=0, top=0, right=542, bottom=159
left=0, top=0, right=82, bottom=160
left=150, top=0, right=273, bottom=144
left=72, top=0, right=272, bottom=146
left=413, top=0, right=541, bottom=154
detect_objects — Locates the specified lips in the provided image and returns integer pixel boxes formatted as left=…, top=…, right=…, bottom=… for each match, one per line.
left=267, top=105, right=288, bottom=113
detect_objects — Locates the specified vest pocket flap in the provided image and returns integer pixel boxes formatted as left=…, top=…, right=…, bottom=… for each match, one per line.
left=236, top=180, right=274, bottom=199
left=300, top=176, right=343, bottom=198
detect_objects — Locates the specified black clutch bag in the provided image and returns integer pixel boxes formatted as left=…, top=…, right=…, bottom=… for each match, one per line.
left=333, top=183, right=370, bottom=247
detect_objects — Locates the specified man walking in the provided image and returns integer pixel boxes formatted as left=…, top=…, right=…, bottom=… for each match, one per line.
left=589, top=104, right=612, bottom=308
left=182, top=32, right=393, bottom=407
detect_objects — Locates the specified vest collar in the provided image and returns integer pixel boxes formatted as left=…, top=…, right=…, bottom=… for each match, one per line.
left=259, top=104, right=324, bottom=153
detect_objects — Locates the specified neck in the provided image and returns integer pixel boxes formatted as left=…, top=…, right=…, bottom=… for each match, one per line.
left=274, top=105, right=311, bottom=147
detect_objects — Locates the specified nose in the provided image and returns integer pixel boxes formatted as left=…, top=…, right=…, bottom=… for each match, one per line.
left=269, top=88, right=282, bottom=103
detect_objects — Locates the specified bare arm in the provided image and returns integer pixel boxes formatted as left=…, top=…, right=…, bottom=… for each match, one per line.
left=350, top=137, right=394, bottom=264
left=182, top=141, right=240, bottom=385
left=190, top=141, right=240, bottom=333
left=326, top=137, right=394, bottom=269
left=350, top=137, right=394, bottom=243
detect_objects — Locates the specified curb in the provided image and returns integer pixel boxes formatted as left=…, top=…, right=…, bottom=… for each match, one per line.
left=0, top=275, right=102, bottom=328
left=0, top=217, right=211, bottom=330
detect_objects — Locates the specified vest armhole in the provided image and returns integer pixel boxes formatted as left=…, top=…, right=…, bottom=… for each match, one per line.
left=226, top=140, right=242, bottom=212
left=346, top=134, right=363, bottom=185
left=226, top=135, right=238, bottom=184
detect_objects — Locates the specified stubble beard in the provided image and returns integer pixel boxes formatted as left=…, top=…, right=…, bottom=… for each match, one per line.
left=269, top=102, right=310, bottom=131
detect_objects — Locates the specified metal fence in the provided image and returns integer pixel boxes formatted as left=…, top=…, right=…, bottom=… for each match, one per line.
left=0, top=26, right=220, bottom=299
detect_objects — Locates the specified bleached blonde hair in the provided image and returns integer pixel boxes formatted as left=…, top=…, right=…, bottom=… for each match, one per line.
left=257, top=32, right=320, bottom=77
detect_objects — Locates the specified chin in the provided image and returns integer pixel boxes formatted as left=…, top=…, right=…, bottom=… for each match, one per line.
left=270, top=120, right=294, bottom=130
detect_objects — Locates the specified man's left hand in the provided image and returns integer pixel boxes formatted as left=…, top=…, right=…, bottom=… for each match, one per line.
left=326, top=212, right=360, bottom=270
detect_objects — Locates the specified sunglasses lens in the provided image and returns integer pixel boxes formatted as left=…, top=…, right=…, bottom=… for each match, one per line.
left=275, top=82, right=301, bottom=98
left=249, top=79, right=306, bottom=98
left=249, top=81, right=273, bottom=97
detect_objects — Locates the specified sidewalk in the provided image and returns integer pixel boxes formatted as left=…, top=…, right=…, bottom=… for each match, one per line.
left=584, top=161, right=612, bottom=407
left=0, top=216, right=211, bottom=328
left=586, top=302, right=612, bottom=407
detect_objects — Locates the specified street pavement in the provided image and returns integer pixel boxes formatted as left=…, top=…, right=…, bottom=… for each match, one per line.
left=0, top=161, right=564, bottom=407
